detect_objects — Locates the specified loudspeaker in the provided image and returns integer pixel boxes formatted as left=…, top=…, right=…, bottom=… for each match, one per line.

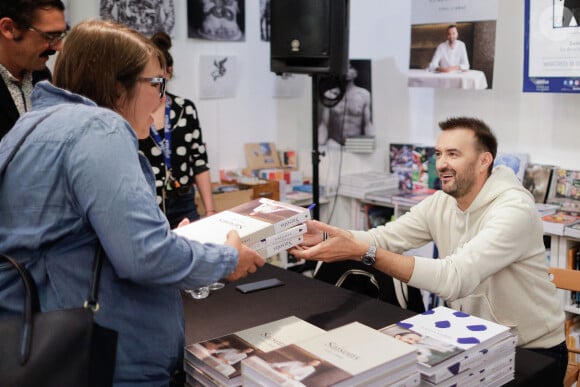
left=270, top=0, right=349, bottom=76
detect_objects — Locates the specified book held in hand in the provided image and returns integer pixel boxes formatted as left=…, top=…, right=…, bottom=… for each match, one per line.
left=184, top=316, right=325, bottom=386
left=173, top=197, right=310, bottom=257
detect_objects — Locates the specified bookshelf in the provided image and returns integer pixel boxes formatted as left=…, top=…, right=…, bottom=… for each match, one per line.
left=548, top=234, right=580, bottom=318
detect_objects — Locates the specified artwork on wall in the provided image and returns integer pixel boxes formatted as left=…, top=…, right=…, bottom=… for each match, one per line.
left=259, top=0, right=271, bottom=42
left=523, top=0, right=580, bottom=93
left=408, top=0, right=498, bottom=90
left=199, top=55, right=238, bottom=99
left=317, top=59, right=374, bottom=147
left=99, top=0, right=175, bottom=36
left=187, top=0, right=245, bottom=41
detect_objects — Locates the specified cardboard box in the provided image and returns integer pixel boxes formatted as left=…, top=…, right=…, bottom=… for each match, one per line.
left=238, top=180, right=280, bottom=201
left=244, top=143, right=281, bottom=170
left=196, top=184, right=253, bottom=216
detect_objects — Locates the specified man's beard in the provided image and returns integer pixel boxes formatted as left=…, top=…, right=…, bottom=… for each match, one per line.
left=440, top=164, right=476, bottom=199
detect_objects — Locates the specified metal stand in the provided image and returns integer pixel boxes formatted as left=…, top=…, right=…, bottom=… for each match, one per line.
left=310, top=74, right=324, bottom=220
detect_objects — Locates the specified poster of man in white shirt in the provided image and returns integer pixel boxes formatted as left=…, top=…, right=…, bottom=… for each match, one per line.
left=407, top=0, right=498, bottom=90
left=428, top=24, right=470, bottom=73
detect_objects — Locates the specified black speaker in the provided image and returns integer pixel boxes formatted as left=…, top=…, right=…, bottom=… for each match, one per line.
left=270, top=0, right=349, bottom=76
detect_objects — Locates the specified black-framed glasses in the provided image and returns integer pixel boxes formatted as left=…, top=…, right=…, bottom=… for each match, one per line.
left=28, top=25, right=68, bottom=45
left=138, top=77, right=166, bottom=98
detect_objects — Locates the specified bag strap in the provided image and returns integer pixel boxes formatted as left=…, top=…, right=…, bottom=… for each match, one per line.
left=0, top=248, right=104, bottom=365
left=0, top=254, right=40, bottom=365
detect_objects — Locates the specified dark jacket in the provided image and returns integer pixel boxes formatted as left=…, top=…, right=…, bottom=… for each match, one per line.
left=0, top=68, right=52, bottom=140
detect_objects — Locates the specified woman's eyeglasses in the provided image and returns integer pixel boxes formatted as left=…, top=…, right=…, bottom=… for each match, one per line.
left=138, top=77, right=166, bottom=98
left=28, top=26, right=68, bottom=46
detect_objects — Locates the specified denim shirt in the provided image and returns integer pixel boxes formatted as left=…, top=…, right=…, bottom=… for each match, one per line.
left=0, top=82, right=238, bottom=385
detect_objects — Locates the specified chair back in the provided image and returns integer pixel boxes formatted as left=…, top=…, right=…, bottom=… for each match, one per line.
left=548, top=267, right=580, bottom=292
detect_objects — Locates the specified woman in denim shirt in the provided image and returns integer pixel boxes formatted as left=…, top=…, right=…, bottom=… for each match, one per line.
left=0, top=20, right=264, bottom=386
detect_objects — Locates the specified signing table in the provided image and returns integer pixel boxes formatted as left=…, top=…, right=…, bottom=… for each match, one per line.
left=408, top=69, right=488, bottom=89
left=183, top=264, right=556, bottom=386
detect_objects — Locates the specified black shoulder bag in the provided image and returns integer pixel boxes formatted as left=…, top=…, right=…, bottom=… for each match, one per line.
left=0, top=111, right=117, bottom=386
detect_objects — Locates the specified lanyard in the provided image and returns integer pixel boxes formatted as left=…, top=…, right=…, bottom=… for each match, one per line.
left=149, top=96, right=173, bottom=170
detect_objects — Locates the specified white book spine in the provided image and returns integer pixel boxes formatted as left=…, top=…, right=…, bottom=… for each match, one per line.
left=254, top=235, right=304, bottom=259
left=249, top=224, right=307, bottom=250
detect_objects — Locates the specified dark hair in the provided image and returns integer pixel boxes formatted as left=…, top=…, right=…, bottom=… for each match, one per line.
left=447, top=24, right=458, bottom=31
left=151, top=31, right=173, bottom=69
left=439, top=117, right=498, bottom=175
left=0, top=0, right=65, bottom=29
left=53, top=19, right=165, bottom=111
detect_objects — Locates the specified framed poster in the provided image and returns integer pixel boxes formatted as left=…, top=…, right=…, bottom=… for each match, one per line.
left=523, top=0, right=580, bottom=93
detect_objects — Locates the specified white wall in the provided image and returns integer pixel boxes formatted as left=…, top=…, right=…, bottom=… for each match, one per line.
left=66, top=0, right=579, bottom=186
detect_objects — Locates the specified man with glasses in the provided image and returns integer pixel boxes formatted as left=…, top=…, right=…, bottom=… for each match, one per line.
left=0, top=0, right=67, bottom=140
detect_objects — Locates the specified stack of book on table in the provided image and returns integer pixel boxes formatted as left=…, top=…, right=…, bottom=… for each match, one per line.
left=541, top=212, right=580, bottom=236
left=390, top=187, right=437, bottom=208
left=338, top=171, right=399, bottom=200
left=241, top=321, right=420, bottom=386
left=184, top=316, right=325, bottom=386
left=380, top=306, right=516, bottom=386
left=565, top=222, right=580, bottom=239
left=173, top=197, right=310, bottom=259
left=344, top=136, right=375, bottom=153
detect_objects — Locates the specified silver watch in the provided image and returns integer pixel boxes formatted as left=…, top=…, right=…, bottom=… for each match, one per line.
left=361, top=245, right=377, bottom=266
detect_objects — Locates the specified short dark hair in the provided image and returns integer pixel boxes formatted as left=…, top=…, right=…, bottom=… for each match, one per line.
left=0, top=0, right=65, bottom=29
left=447, top=24, right=458, bottom=31
left=439, top=117, right=498, bottom=175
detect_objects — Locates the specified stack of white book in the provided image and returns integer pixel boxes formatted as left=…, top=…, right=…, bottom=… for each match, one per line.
left=241, top=321, right=420, bottom=386
left=380, top=306, right=516, bottom=386
left=173, top=197, right=310, bottom=259
left=344, top=136, right=375, bottom=153
left=338, top=172, right=400, bottom=199
left=184, top=316, right=325, bottom=386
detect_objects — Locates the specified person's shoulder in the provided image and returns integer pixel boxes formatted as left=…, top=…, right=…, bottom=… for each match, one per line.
left=169, top=92, right=197, bottom=109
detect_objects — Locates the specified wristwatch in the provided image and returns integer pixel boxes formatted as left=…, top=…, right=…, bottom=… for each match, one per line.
left=361, top=245, right=377, bottom=266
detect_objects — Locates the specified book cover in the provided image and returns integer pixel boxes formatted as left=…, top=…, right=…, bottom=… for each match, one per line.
left=390, top=307, right=512, bottom=384
left=396, top=307, right=511, bottom=352
left=379, top=323, right=478, bottom=384
left=184, top=316, right=325, bottom=386
left=241, top=321, right=417, bottom=387
left=412, top=145, right=437, bottom=189
left=493, top=152, right=529, bottom=182
left=173, top=198, right=310, bottom=247
left=542, top=212, right=580, bottom=236
left=546, top=168, right=580, bottom=216
left=244, top=142, right=281, bottom=170
left=390, top=143, right=416, bottom=192
left=523, top=163, right=554, bottom=203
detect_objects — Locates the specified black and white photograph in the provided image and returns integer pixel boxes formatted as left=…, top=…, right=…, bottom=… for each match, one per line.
left=553, top=0, right=580, bottom=27
left=99, top=0, right=175, bottom=35
left=317, top=59, right=374, bottom=146
left=259, top=0, right=271, bottom=41
left=187, top=0, right=245, bottom=41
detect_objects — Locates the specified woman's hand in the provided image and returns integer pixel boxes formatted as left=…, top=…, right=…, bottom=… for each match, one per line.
left=290, top=220, right=368, bottom=262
